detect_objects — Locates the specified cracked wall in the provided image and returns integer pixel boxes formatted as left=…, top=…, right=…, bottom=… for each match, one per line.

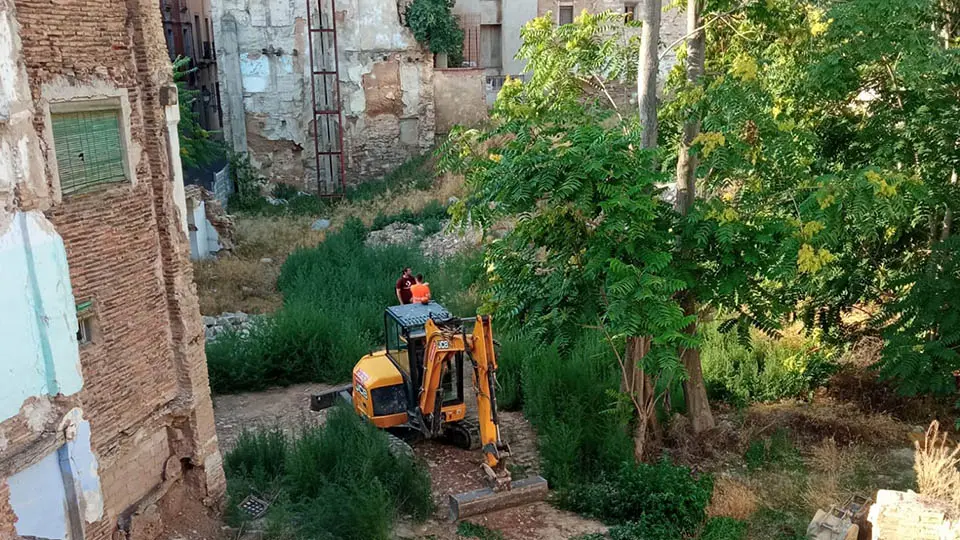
left=215, top=0, right=435, bottom=188
left=1, top=0, right=225, bottom=537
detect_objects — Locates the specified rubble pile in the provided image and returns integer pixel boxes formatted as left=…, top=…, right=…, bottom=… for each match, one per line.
left=204, top=312, right=258, bottom=343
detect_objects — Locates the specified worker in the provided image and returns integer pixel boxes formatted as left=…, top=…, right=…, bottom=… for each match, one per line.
left=396, top=267, right=415, bottom=304
left=410, top=274, right=431, bottom=304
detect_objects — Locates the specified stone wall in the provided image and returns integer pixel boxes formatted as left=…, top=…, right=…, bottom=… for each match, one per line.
left=1, top=0, right=224, bottom=538
left=215, top=0, right=436, bottom=189
left=433, top=68, right=488, bottom=134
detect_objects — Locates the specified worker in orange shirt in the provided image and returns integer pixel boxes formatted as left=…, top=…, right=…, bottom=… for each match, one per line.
left=410, top=274, right=431, bottom=304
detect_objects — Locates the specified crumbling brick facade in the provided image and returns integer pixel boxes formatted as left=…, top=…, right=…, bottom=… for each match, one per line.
left=0, top=0, right=224, bottom=537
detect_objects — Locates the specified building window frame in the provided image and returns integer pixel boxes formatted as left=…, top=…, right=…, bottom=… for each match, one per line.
left=558, top=3, right=575, bottom=25
left=42, top=88, right=138, bottom=202
left=624, top=2, right=639, bottom=22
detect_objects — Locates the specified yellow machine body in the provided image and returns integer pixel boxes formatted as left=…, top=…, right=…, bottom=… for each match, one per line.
left=351, top=350, right=467, bottom=429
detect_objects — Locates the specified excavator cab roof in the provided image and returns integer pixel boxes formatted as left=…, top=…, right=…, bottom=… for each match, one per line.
left=385, top=301, right=452, bottom=330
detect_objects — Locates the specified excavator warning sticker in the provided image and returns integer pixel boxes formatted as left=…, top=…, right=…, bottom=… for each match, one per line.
left=355, top=370, right=369, bottom=383
left=355, top=383, right=368, bottom=399
left=438, top=340, right=450, bottom=350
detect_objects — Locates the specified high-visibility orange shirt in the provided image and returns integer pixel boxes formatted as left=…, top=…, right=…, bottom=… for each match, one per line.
left=410, top=283, right=431, bottom=304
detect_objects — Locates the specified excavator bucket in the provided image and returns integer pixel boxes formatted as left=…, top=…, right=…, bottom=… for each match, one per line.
left=448, top=475, right=550, bottom=520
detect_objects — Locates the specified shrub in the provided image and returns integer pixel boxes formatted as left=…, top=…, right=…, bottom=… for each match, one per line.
left=700, top=321, right=838, bottom=406
left=519, top=335, right=633, bottom=489
left=223, top=407, right=432, bottom=540
left=562, top=460, right=713, bottom=537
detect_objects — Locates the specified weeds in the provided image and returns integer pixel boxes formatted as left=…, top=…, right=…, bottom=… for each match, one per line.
left=456, top=522, right=505, bottom=540
left=700, top=517, right=748, bottom=540
left=206, top=216, right=484, bottom=393
left=743, top=429, right=802, bottom=472
left=706, top=477, right=757, bottom=520
left=562, top=460, right=713, bottom=537
left=700, top=322, right=838, bottom=406
left=914, top=420, right=960, bottom=516
left=223, top=407, right=432, bottom=540
left=513, top=334, right=633, bottom=489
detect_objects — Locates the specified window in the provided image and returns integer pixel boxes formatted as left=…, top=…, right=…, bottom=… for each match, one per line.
left=559, top=5, right=574, bottom=25
left=480, top=24, right=502, bottom=68
left=76, top=300, right=94, bottom=345
left=624, top=3, right=639, bottom=22
left=52, top=108, right=127, bottom=196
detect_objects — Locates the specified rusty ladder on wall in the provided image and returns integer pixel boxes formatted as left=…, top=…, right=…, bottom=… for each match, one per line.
left=307, top=0, right=346, bottom=196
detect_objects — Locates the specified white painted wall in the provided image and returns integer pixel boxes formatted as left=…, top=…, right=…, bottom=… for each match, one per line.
left=0, top=212, right=84, bottom=423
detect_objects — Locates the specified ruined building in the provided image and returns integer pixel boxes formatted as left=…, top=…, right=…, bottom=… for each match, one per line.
left=0, top=0, right=225, bottom=537
left=214, top=0, right=682, bottom=195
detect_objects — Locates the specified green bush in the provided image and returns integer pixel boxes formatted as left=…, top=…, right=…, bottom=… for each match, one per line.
left=518, top=335, right=634, bottom=490
left=224, top=407, right=432, bottom=540
left=700, top=517, right=748, bottom=540
left=344, top=153, right=433, bottom=203
left=700, top=321, right=838, bottom=406
left=562, top=460, right=713, bottom=537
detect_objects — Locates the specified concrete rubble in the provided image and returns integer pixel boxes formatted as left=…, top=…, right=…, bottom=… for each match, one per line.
left=204, top=312, right=259, bottom=343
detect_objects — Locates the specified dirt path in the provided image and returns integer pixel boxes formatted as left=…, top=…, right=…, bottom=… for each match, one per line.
left=212, top=383, right=605, bottom=539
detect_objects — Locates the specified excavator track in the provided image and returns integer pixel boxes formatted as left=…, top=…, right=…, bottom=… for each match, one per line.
left=443, top=418, right=481, bottom=450
left=386, top=432, right=415, bottom=461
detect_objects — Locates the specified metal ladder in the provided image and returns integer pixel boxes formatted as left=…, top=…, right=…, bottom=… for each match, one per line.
left=306, top=0, right=346, bottom=196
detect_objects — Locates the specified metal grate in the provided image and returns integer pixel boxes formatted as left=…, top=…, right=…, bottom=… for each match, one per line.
left=52, top=109, right=126, bottom=195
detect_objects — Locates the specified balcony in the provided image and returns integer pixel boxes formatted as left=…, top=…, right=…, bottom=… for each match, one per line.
left=202, top=42, right=213, bottom=61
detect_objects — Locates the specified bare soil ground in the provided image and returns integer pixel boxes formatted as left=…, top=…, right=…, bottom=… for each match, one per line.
left=212, top=384, right=605, bottom=540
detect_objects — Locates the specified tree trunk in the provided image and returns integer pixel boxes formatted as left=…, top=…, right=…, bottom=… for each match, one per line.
left=623, top=336, right=661, bottom=461
left=638, top=0, right=662, bottom=149
left=674, top=0, right=715, bottom=433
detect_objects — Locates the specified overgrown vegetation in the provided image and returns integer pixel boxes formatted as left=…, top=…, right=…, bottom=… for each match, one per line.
left=206, top=212, right=482, bottom=393
left=404, top=0, right=464, bottom=65
left=223, top=407, right=432, bottom=540
left=700, top=322, right=839, bottom=407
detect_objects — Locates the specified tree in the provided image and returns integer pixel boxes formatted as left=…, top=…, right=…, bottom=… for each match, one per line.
left=637, top=0, right=661, bottom=149
left=172, top=56, right=222, bottom=169
left=673, top=0, right=715, bottom=433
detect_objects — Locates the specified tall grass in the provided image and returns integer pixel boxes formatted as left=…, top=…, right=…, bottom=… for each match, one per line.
left=497, top=332, right=634, bottom=489
left=700, top=321, right=838, bottom=406
left=223, top=407, right=432, bottom=540
left=206, top=217, right=484, bottom=394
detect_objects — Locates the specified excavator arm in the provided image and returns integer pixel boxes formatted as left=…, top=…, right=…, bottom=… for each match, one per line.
left=466, top=315, right=506, bottom=470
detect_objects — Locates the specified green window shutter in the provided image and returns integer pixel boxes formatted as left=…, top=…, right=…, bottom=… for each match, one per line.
left=52, top=109, right=127, bottom=195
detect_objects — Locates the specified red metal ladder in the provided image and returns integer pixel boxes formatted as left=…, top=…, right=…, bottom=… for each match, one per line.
left=306, top=0, right=346, bottom=196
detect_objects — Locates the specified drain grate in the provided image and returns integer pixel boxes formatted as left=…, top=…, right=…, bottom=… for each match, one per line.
left=238, top=494, right=270, bottom=519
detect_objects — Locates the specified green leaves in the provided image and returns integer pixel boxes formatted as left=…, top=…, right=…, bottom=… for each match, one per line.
left=404, top=0, right=464, bottom=58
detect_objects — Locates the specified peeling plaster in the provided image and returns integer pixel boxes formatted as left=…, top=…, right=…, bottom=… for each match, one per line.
left=0, top=211, right=83, bottom=423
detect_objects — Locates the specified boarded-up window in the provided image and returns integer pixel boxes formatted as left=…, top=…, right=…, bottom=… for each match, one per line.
left=559, top=5, right=574, bottom=25
left=52, top=109, right=127, bottom=195
left=480, top=24, right=502, bottom=68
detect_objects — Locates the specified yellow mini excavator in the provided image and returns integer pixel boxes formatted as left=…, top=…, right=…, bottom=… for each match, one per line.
left=309, top=301, right=548, bottom=519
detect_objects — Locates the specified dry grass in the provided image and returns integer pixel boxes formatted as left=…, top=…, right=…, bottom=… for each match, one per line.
left=707, top=476, right=759, bottom=520
left=194, top=215, right=326, bottom=315
left=914, top=420, right=960, bottom=516
left=745, top=399, right=905, bottom=447
left=802, top=438, right=859, bottom=511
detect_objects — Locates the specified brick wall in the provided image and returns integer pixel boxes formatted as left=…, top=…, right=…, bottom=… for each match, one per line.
left=1, top=0, right=225, bottom=537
